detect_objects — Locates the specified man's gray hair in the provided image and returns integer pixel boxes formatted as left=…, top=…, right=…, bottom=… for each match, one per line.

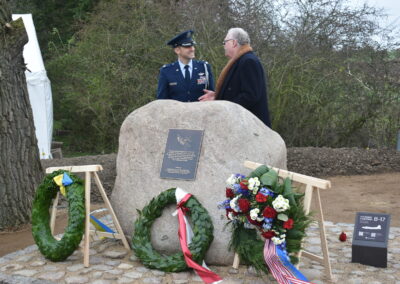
left=227, top=28, right=250, bottom=45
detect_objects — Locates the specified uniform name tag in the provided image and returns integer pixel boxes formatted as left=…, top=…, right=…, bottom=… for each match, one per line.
left=197, top=76, right=207, bottom=85
left=169, top=82, right=177, bottom=86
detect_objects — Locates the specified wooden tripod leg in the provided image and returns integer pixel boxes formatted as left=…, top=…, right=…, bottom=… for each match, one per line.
left=295, top=184, right=313, bottom=268
left=232, top=253, right=240, bottom=269
left=50, top=192, right=60, bottom=235
left=93, top=172, right=130, bottom=249
left=83, top=171, right=91, bottom=267
left=316, top=187, right=333, bottom=281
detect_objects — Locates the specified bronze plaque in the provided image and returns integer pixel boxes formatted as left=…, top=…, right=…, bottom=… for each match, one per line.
left=160, top=129, right=204, bottom=180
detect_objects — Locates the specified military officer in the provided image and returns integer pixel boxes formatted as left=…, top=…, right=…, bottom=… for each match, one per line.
left=157, top=30, right=215, bottom=102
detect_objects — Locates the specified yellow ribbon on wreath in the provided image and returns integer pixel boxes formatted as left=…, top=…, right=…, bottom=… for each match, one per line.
left=53, top=174, right=66, bottom=196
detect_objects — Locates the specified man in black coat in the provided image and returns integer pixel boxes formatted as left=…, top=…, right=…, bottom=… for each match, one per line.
left=199, top=28, right=271, bottom=127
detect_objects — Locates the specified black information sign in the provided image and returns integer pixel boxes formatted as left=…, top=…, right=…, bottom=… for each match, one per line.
left=160, top=129, right=204, bottom=180
left=352, top=212, right=391, bottom=268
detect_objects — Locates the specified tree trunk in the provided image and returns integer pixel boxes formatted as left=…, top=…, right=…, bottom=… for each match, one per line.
left=0, top=0, right=43, bottom=230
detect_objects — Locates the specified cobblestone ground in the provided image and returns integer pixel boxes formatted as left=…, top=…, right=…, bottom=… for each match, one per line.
left=1, top=222, right=399, bottom=284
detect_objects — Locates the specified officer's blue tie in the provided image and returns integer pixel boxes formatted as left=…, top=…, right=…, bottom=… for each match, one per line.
left=184, top=65, right=190, bottom=85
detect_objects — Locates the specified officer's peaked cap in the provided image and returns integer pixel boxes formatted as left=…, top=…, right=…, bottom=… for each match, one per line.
left=167, top=30, right=196, bottom=47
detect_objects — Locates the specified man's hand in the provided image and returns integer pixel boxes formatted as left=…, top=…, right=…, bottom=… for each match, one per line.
left=199, top=89, right=216, bottom=101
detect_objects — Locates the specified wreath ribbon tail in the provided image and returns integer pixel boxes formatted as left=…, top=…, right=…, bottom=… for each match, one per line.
left=53, top=174, right=66, bottom=196
left=264, top=240, right=313, bottom=284
left=176, top=188, right=223, bottom=284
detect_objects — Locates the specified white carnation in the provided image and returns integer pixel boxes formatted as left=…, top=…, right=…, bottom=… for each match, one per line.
left=272, top=195, right=290, bottom=212
left=226, top=174, right=237, bottom=187
left=230, top=195, right=241, bottom=212
left=248, top=177, right=260, bottom=190
left=252, top=188, right=259, bottom=195
left=272, top=236, right=285, bottom=245
left=249, top=208, right=260, bottom=220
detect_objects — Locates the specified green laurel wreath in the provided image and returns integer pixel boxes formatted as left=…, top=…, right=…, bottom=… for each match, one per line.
left=131, top=188, right=214, bottom=272
left=31, top=170, right=85, bottom=261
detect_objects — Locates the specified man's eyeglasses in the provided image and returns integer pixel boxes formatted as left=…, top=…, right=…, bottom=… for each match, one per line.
left=222, top=39, right=234, bottom=45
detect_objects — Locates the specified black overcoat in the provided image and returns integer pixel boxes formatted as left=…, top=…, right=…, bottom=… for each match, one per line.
left=218, top=51, right=271, bottom=127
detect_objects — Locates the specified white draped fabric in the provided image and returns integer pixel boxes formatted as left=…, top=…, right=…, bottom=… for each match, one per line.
left=12, top=14, right=53, bottom=159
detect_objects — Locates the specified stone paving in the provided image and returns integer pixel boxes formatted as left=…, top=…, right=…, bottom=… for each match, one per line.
left=0, top=221, right=399, bottom=284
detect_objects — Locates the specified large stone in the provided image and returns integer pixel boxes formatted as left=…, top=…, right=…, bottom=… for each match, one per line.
left=111, top=100, right=286, bottom=265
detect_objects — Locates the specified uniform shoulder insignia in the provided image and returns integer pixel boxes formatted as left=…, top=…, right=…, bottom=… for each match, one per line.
left=162, top=63, right=174, bottom=69
left=196, top=60, right=209, bottom=65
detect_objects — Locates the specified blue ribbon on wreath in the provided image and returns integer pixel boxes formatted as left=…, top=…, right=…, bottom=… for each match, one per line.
left=53, top=173, right=73, bottom=196
left=264, top=239, right=313, bottom=284
left=276, top=245, right=309, bottom=282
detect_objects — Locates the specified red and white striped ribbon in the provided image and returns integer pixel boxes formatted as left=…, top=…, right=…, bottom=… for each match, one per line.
left=263, top=239, right=314, bottom=284
left=175, top=188, right=222, bottom=284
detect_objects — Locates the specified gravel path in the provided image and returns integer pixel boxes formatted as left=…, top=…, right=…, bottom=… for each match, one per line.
left=1, top=221, right=399, bottom=284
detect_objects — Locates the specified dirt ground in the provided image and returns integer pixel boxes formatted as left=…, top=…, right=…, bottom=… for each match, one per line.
left=313, top=172, right=399, bottom=226
left=0, top=211, right=69, bottom=257
left=1, top=148, right=399, bottom=257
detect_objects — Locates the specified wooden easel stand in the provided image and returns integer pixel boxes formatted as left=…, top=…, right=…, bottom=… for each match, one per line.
left=232, top=161, right=333, bottom=282
left=46, top=165, right=130, bottom=267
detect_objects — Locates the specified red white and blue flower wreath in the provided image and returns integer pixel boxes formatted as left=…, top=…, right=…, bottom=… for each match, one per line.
left=219, top=165, right=313, bottom=284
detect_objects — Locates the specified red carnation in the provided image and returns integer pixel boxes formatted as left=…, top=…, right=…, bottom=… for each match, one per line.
left=262, top=230, right=276, bottom=239
left=339, top=232, right=347, bottom=242
left=283, top=218, right=294, bottom=229
left=238, top=198, right=250, bottom=213
left=226, top=188, right=234, bottom=198
left=262, top=206, right=277, bottom=218
left=240, top=180, right=248, bottom=190
left=255, top=193, right=268, bottom=203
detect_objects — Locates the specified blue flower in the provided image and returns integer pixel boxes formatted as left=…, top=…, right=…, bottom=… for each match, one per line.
left=235, top=173, right=245, bottom=179
left=237, top=188, right=250, bottom=196
left=233, top=183, right=241, bottom=193
left=259, top=187, right=274, bottom=196
left=262, top=222, right=272, bottom=230
left=264, top=217, right=274, bottom=223
left=217, top=200, right=231, bottom=209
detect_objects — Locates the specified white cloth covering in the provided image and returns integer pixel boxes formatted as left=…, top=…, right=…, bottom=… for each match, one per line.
left=12, top=14, right=53, bottom=159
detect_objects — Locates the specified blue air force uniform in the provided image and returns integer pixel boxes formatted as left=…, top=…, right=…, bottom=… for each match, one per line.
left=156, top=30, right=215, bottom=102
left=157, top=60, right=214, bottom=102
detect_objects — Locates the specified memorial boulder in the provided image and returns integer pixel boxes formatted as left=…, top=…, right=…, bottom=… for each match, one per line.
left=111, top=100, right=287, bottom=265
